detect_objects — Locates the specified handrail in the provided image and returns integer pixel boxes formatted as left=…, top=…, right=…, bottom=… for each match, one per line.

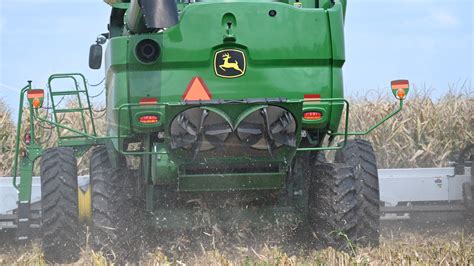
left=116, top=97, right=404, bottom=154
left=12, top=82, right=33, bottom=189
left=13, top=85, right=405, bottom=166
left=48, top=73, right=97, bottom=138
left=330, top=99, right=404, bottom=136
left=32, top=110, right=107, bottom=141
left=296, top=98, right=349, bottom=151
left=297, top=99, right=405, bottom=151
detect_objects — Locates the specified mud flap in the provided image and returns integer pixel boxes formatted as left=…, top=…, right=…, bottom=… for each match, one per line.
left=77, top=177, right=92, bottom=223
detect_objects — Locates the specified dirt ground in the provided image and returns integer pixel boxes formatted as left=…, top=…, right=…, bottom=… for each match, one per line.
left=0, top=216, right=473, bottom=265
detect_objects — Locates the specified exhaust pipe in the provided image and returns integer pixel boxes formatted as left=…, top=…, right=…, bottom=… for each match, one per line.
left=127, top=0, right=179, bottom=34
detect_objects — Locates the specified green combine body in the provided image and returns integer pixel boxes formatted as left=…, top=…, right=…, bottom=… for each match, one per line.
left=12, top=0, right=410, bottom=263
left=107, top=0, right=347, bottom=189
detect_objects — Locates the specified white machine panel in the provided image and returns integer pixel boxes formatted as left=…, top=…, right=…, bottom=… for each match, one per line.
left=0, top=169, right=471, bottom=214
left=0, top=177, right=41, bottom=214
left=379, top=167, right=471, bottom=206
left=0, top=176, right=89, bottom=214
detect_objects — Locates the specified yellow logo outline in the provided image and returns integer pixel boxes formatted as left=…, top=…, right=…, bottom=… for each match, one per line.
left=214, top=49, right=246, bottom=79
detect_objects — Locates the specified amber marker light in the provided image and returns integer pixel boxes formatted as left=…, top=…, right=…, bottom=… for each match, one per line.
left=391, top=80, right=410, bottom=100
left=27, top=89, right=44, bottom=109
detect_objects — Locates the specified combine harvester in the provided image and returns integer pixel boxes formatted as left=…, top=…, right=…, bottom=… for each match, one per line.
left=0, top=0, right=472, bottom=263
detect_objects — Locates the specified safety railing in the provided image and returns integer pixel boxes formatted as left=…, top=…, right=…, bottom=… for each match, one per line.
left=296, top=98, right=405, bottom=152
left=13, top=80, right=406, bottom=187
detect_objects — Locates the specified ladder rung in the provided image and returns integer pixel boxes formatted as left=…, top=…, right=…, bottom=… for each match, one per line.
left=55, top=108, right=90, bottom=113
left=59, top=135, right=87, bottom=139
left=51, top=90, right=87, bottom=96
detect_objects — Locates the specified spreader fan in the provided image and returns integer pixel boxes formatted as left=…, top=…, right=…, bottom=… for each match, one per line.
left=236, top=106, right=296, bottom=151
left=170, top=108, right=232, bottom=152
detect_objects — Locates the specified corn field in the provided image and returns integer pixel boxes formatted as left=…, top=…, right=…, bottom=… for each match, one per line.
left=0, top=89, right=473, bottom=265
left=1, top=90, right=472, bottom=176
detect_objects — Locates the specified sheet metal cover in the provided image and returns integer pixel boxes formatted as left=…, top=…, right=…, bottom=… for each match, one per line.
left=139, top=0, right=179, bottom=29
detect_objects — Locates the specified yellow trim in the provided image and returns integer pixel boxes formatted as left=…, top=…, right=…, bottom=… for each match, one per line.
left=78, top=185, right=92, bottom=223
left=214, top=49, right=246, bottom=79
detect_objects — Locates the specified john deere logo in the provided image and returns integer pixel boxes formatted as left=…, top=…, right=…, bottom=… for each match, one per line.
left=214, top=49, right=246, bottom=78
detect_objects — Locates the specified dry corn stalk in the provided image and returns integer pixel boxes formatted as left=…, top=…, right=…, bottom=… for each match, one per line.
left=0, top=89, right=472, bottom=175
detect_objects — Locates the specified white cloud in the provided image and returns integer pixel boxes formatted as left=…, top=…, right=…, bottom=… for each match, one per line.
left=0, top=82, right=19, bottom=92
left=431, top=9, right=460, bottom=28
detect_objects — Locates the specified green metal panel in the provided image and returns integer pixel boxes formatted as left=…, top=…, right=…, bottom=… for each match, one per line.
left=103, top=1, right=348, bottom=179
left=105, top=2, right=340, bottom=132
left=17, top=145, right=42, bottom=203
left=178, top=172, right=286, bottom=192
left=328, top=2, right=345, bottom=64
left=151, top=143, right=178, bottom=184
left=105, top=37, right=129, bottom=150
left=318, top=0, right=332, bottom=9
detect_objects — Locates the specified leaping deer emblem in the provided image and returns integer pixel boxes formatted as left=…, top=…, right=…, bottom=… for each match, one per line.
left=219, top=53, right=243, bottom=73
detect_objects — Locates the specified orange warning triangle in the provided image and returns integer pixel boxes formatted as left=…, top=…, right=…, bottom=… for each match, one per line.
left=182, top=77, right=212, bottom=101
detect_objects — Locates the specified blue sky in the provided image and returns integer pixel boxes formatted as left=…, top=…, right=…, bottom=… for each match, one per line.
left=0, top=0, right=472, bottom=115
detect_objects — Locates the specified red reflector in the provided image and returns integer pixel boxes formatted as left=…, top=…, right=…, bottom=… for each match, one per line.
left=304, top=94, right=321, bottom=101
left=139, top=115, right=159, bottom=124
left=303, top=111, right=322, bottom=121
left=391, top=80, right=409, bottom=89
left=182, top=77, right=212, bottom=101
left=27, top=89, right=44, bottom=99
left=139, top=97, right=158, bottom=105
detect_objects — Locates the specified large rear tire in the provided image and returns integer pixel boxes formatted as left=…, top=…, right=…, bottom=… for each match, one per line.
left=335, top=139, right=381, bottom=246
left=90, top=146, right=124, bottom=259
left=308, top=162, right=358, bottom=249
left=90, top=146, right=140, bottom=261
left=40, top=147, right=83, bottom=263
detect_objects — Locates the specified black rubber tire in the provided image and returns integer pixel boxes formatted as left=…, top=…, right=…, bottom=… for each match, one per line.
left=40, top=147, right=83, bottom=263
left=335, top=139, right=380, bottom=246
left=90, top=146, right=123, bottom=260
left=309, top=163, right=358, bottom=250
left=90, top=146, right=141, bottom=261
left=463, top=183, right=474, bottom=223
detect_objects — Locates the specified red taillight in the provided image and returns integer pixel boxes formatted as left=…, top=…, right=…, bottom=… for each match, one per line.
left=139, top=115, right=159, bottom=124
left=303, top=111, right=322, bottom=121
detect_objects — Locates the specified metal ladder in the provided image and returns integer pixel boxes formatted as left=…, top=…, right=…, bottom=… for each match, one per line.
left=48, top=73, right=97, bottom=141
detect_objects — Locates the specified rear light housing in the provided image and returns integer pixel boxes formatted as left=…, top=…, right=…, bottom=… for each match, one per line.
left=27, top=89, right=44, bottom=109
left=139, top=115, right=159, bottom=124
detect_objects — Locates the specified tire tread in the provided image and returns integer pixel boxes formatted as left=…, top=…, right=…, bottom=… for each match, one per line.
left=335, top=139, right=381, bottom=246
left=40, top=147, right=82, bottom=263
